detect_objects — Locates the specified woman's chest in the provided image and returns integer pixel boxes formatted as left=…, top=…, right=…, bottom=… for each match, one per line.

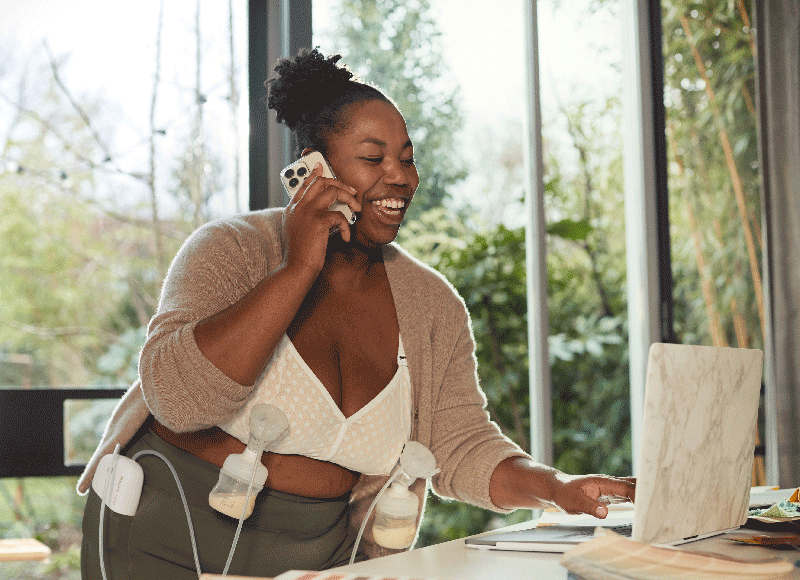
left=287, top=280, right=400, bottom=418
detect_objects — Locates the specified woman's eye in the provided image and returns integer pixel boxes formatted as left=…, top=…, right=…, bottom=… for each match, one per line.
left=402, top=158, right=415, bottom=167
left=361, top=157, right=382, bottom=164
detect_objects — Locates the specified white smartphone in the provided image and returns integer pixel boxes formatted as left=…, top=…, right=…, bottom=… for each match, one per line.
left=279, top=151, right=356, bottom=225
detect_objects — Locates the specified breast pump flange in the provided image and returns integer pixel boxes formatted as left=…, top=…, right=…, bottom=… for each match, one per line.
left=209, top=403, right=289, bottom=519
left=350, top=441, right=440, bottom=563
left=373, top=441, right=439, bottom=549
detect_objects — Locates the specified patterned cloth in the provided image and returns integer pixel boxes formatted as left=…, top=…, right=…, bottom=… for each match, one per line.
left=218, top=334, right=411, bottom=476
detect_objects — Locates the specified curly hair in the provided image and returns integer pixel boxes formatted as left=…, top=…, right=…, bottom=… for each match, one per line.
left=266, top=48, right=391, bottom=157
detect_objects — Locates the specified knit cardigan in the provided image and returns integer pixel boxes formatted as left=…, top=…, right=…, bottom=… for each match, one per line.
left=77, top=208, right=530, bottom=559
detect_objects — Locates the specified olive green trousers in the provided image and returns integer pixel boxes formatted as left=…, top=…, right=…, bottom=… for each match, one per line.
left=81, top=428, right=364, bottom=579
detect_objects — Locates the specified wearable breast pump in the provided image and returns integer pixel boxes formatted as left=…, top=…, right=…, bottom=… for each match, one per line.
left=209, top=403, right=288, bottom=519
left=349, top=441, right=440, bottom=564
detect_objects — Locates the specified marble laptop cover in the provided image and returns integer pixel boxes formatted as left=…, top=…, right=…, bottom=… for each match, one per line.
left=465, top=342, right=763, bottom=552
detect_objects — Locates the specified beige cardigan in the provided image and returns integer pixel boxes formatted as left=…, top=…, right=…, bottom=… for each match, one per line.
left=77, top=208, right=529, bottom=558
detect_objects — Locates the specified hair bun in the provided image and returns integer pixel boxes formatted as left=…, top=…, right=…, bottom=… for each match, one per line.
left=267, top=48, right=356, bottom=129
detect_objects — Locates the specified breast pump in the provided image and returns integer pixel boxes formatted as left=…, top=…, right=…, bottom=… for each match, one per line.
left=208, top=403, right=288, bottom=519
left=349, top=440, right=440, bottom=564
left=93, top=403, right=288, bottom=580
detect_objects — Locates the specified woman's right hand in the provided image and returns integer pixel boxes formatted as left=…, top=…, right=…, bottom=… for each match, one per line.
left=283, top=162, right=361, bottom=275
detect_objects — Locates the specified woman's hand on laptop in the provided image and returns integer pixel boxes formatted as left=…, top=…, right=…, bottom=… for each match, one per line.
left=489, top=457, right=636, bottom=518
left=552, top=474, right=636, bottom=518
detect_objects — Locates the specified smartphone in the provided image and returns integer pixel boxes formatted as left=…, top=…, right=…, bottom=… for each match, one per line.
left=279, top=151, right=356, bottom=225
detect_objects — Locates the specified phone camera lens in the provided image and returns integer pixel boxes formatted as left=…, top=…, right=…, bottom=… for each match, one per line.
left=289, top=178, right=299, bottom=188
left=297, top=167, right=307, bottom=177
left=284, top=169, right=294, bottom=178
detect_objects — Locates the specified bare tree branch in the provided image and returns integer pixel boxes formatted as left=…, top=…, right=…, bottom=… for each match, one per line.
left=149, top=0, right=167, bottom=275
left=43, top=41, right=115, bottom=165
left=228, top=0, right=242, bottom=214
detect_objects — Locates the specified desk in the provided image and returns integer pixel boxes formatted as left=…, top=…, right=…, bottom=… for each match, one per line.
left=332, top=509, right=800, bottom=579
left=0, top=538, right=51, bottom=562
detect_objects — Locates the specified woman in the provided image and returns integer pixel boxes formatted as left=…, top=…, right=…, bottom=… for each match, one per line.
left=79, top=48, right=634, bottom=579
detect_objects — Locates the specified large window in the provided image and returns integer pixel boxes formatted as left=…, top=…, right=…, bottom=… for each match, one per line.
left=0, top=2, right=247, bottom=576
left=660, top=1, right=765, bottom=483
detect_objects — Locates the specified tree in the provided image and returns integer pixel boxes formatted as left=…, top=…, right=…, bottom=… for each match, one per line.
left=321, top=0, right=467, bottom=222
left=661, top=0, right=762, bottom=353
left=0, top=4, right=246, bottom=573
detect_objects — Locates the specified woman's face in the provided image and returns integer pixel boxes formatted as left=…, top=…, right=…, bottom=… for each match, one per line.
left=324, top=99, right=419, bottom=247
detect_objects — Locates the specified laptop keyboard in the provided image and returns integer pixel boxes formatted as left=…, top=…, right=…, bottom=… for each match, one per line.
left=608, top=524, right=633, bottom=537
left=567, top=524, right=632, bottom=540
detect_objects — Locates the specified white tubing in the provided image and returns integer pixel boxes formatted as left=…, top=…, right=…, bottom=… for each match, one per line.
left=131, top=450, right=203, bottom=578
left=98, top=444, right=121, bottom=580
left=221, top=438, right=266, bottom=577
left=348, top=469, right=402, bottom=566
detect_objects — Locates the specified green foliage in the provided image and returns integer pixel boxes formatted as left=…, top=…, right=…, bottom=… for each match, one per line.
left=661, top=0, right=763, bottom=350
left=0, top=477, right=84, bottom=580
left=322, top=0, right=467, bottom=222
left=398, top=202, right=630, bottom=544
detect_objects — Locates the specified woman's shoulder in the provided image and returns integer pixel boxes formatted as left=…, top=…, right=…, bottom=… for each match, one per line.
left=189, top=208, right=283, bottom=245
left=383, top=243, right=466, bottom=313
left=178, top=209, right=285, bottom=262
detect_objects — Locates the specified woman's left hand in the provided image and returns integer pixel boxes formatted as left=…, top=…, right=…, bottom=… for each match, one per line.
left=551, top=474, right=636, bottom=519
left=489, top=458, right=635, bottom=518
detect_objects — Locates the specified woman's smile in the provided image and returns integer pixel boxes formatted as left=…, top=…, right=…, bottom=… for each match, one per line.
left=365, top=196, right=409, bottom=224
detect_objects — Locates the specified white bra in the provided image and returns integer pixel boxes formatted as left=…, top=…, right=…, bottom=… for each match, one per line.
left=218, top=333, right=411, bottom=476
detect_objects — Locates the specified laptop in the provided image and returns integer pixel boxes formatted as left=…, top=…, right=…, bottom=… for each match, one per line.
left=465, top=343, right=764, bottom=553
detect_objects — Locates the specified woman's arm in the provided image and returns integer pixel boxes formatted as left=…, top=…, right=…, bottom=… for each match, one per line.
left=138, top=220, right=302, bottom=431
left=193, top=261, right=317, bottom=386
left=194, top=163, right=360, bottom=386
left=423, top=294, right=634, bottom=517
left=489, top=456, right=636, bottom=518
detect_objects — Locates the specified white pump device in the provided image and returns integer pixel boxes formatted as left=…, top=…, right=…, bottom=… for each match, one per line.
left=211, top=404, right=288, bottom=576
left=93, top=404, right=288, bottom=580
left=349, top=441, right=440, bottom=564
left=209, top=403, right=289, bottom=520
left=93, top=407, right=430, bottom=574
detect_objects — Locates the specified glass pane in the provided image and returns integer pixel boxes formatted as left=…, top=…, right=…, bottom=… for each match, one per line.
left=662, top=2, right=762, bottom=350
left=0, top=2, right=248, bottom=577
left=537, top=0, right=629, bottom=477
left=0, top=1, right=248, bottom=390
left=661, top=2, right=764, bottom=482
left=314, top=0, right=628, bottom=546
left=64, top=398, right=119, bottom=465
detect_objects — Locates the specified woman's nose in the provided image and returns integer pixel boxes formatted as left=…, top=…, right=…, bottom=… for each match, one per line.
left=382, top=159, right=408, bottom=185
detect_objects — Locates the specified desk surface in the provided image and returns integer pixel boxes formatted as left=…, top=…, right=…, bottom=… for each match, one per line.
left=0, top=538, right=51, bottom=562
left=333, top=508, right=800, bottom=579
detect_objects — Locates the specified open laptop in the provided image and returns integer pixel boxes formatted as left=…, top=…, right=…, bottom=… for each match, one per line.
left=466, top=342, right=764, bottom=552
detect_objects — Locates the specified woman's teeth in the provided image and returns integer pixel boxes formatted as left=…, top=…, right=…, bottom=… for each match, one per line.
left=372, top=198, right=405, bottom=210
left=371, top=198, right=405, bottom=214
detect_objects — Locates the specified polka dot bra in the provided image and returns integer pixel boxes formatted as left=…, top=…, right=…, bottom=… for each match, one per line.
left=218, top=333, right=412, bottom=476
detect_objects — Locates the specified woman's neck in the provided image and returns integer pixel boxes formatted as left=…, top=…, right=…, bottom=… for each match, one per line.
left=319, top=235, right=385, bottom=290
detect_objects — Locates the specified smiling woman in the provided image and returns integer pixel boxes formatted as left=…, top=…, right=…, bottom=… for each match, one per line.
left=267, top=49, right=419, bottom=246
left=76, top=47, right=634, bottom=579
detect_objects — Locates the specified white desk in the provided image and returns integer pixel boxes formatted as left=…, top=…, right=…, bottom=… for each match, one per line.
left=333, top=509, right=800, bottom=579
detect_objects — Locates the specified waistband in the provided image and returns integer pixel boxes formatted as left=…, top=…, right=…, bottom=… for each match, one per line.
left=127, top=428, right=350, bottom=534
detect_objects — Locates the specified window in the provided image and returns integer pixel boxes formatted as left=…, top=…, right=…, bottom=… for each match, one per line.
left=660, top=1, right=765, bottom=483
left=0, top=1, right=247, bottom=574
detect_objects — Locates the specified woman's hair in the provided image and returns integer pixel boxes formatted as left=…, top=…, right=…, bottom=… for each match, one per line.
left=266, top=48, right=391, bottom=157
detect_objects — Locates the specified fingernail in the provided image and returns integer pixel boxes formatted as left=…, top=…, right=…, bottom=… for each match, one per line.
left=595, top=506, right=607, bottom=518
